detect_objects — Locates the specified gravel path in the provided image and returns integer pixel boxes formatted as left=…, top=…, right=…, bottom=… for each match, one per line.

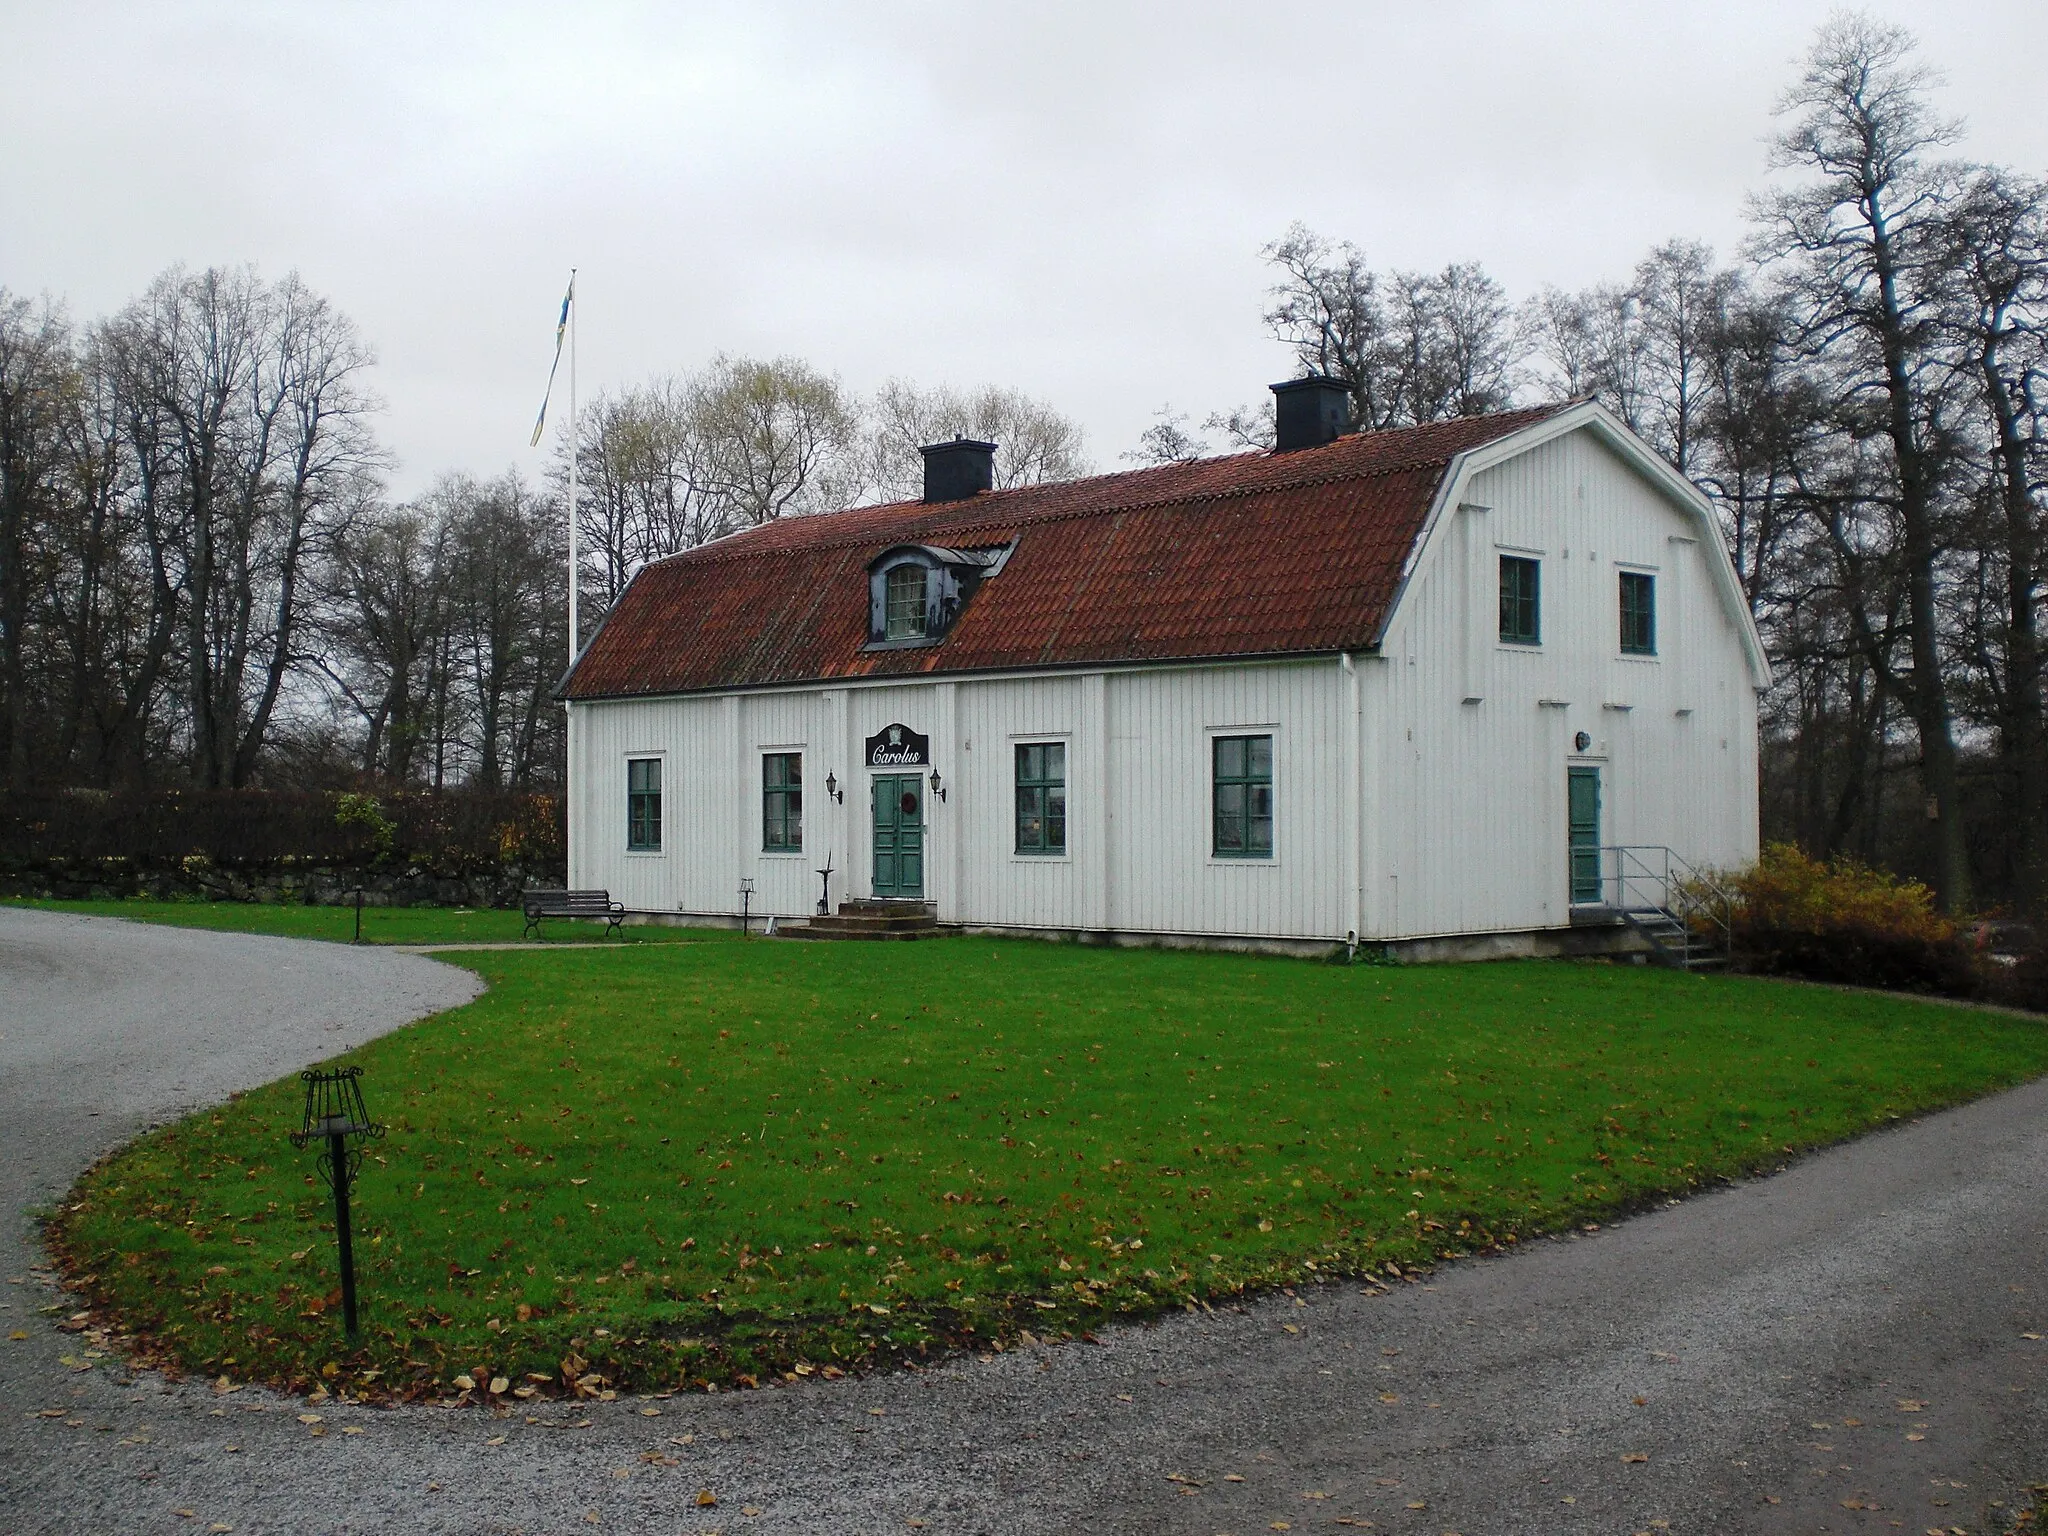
left=2, top=906, right=2044, bottom=1534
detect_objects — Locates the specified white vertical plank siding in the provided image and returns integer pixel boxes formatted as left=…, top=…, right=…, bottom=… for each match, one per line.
left=1367, top=427, right=1761, bottom=939
left=1101, top=662, right=1345, bottom=939
left=1081, top=672, right=1110, bottom=931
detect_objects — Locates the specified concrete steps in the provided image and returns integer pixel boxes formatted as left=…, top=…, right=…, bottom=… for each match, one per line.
left=783, top=900, right=941, bottom=941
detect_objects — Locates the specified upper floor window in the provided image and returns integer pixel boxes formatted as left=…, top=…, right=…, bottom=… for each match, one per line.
left=1015, top=742, right=1067, bottom=855
left=763, top=752, right=803, bottom=851
left=1212, top=734, right=1273, bottom=858
left=1619, top=570, right=1656, bottom=655
left=1499, top=554, right=1540, bottom=645
left=883, top=564, right=928, bottom=640
left=866, top=541, right=1015, bottom=649
left=626, top=758, right=662, bottom=851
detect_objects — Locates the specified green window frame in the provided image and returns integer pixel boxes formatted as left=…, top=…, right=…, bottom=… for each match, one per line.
left=626, top=757, right=662, bottom=851
left=883, top=563, right=927, bottom=640
left=1212, top=734, right=1273, bottom=858
left=1619, top=570, right=1656, bottom=655
left=1014, top=741, right=1067, bottom=855
left=762, top=752, right=803, bottom=852
left=1499, top=554, right=1540, bottom=645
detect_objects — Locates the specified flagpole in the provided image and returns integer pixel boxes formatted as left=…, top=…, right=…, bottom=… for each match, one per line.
left=567, top=269, right=579, bottom=667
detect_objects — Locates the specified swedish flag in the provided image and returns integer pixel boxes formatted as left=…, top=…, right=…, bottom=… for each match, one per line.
left=529, top=272, right=576, bottom=447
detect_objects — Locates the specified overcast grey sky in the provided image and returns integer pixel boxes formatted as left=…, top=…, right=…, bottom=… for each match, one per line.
left=5, top=1, right=2045, bottom=497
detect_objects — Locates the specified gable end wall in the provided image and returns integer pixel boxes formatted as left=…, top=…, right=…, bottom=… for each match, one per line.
left=1359, top=426, right=1760, bottom=940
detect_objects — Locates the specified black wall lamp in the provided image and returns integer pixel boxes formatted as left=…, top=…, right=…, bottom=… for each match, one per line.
left=289, top=1066, right=384, bottom=1339
left=929, top=769, right=946, bottom=802
left=824, top=772, right=844, bottom=803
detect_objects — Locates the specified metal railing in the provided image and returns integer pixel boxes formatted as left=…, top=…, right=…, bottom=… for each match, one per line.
left=1598, top=844, right=1736, bottom=957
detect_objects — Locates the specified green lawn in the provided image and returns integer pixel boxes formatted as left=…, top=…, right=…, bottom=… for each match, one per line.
left=3, top=896, right=705, bottom=947
left=45, top=920, right=2048, bottom=1403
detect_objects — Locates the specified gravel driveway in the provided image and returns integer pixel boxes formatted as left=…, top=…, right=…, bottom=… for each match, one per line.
left=2, top=905, right=2043, bottom=1534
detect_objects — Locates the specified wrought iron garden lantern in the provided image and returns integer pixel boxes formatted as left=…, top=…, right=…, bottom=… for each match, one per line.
left=290, top=1066, right=384, bottom=1338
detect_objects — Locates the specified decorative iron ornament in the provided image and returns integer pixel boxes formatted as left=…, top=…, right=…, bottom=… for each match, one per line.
left=290, top=1066, right=383, bottom=1336
left=291, top=1066, right=384, bottom=1185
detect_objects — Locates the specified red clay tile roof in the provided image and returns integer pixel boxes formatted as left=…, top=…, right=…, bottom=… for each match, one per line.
left=562, top=407, right=1562, bottom=700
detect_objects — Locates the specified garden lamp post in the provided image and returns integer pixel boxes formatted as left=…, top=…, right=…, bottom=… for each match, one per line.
left=290, top=1066, right=384, bottom=1339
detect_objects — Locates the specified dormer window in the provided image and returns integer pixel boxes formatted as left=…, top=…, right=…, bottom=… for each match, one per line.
left=866, top=540, right=1016, bottom=649
left=884, top=563, right=928, bottom=639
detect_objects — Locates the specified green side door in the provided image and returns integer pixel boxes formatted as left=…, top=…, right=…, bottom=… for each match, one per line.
left=871, top=774, right=925, bottom=899
left=1568, top=766, right=1602, bottom=904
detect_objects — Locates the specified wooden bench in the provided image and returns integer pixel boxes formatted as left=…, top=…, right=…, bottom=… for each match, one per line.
left=521, top=889, right=626, bottom=940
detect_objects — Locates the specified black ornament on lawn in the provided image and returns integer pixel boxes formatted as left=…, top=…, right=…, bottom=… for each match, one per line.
left=290, top=1066, right=384, bottom=1338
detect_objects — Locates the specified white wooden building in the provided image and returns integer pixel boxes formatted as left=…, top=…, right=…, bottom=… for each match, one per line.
left=560, top=385, right=1768, bottom=956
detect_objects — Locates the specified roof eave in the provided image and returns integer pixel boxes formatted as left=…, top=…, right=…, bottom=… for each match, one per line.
left=561, top=644, right=1380, bottom=705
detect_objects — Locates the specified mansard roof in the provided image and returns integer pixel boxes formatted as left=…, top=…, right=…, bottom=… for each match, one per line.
left=560, top=405, right=1566, bottom=701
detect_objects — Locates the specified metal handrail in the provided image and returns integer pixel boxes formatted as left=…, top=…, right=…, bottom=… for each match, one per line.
left=1598, top=845, right=1735, bottom=958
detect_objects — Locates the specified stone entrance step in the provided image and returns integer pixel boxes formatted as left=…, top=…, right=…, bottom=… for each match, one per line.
left=782, top=900, right=940, bottom=941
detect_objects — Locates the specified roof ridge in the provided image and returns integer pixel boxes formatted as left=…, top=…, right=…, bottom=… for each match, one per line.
left=656, top=406, right=1556, bottom=570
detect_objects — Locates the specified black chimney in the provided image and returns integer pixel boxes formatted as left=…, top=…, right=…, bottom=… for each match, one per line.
left=919, top=437, right=998, bottom=502
left=1270, top=376, right=1353, bottom=452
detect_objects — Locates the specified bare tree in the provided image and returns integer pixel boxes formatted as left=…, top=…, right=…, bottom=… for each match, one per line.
left=694, top=354, right=862, bottom=526
left=100, top=266, right=381, bottom=787
left=1261, top=226, right=1523, bottom=430
left=0, top=293, right=75, bottom=786
left=572, top=378, right=730, bottom=613
left=1750, top=14, right=1976, bottom=908
left=1937, top=167, right=2048, bottom=902
left=1632, top=240, right=1729, bottom=472
left=319, top=500, right=446, bottom=780
left=444, top=472, right=562, bottom=789
left=865, top=379, right=1089, bottom=500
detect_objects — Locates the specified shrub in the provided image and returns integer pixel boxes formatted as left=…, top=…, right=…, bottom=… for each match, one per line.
left=1727, top=843, right=1980, bottom=996
left=333, top=792, right=397, bottom=863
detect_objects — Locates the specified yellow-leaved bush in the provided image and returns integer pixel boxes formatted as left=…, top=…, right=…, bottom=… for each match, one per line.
left=1725, top=843, right=1977, bottom=995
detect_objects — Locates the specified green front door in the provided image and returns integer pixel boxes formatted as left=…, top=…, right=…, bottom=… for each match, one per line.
left=872, top=774, right=925, bottom=899
left=1568, top=766, right=1602, bottom=904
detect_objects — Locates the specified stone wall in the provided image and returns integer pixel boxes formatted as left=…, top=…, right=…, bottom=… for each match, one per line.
left=0, top=856, right=552, bottom=908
